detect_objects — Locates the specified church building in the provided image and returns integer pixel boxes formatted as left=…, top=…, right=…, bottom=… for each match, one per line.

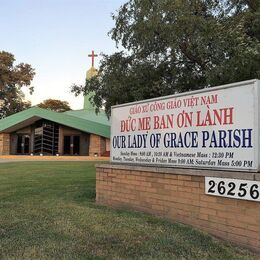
left=0, top=51, right=110, bottom=156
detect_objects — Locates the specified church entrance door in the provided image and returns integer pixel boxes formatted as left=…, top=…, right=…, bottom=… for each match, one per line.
left=63, top=135, right=80, bottom=155
left=17, top=135, right=30, bottom=155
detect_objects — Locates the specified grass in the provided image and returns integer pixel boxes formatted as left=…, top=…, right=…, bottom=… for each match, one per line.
left=0, top=161, right=256, bottom=259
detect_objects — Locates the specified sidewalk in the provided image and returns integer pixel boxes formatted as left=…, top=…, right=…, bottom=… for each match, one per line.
left=0, top=155, right=109, bottom=162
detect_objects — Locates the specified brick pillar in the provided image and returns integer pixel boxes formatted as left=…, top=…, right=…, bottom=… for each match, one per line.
left=105, top=138, right=110, bottom=152
left=89, top=134, right=106, bottom=156
left=0, top=133, right=10, bottom=155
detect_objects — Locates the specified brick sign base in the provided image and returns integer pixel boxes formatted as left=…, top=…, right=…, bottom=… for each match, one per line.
left=96, top=164, right=260, bottom=252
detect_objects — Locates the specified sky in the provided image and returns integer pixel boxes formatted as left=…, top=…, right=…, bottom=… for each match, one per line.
left=0, top=0, right=126, bottom=109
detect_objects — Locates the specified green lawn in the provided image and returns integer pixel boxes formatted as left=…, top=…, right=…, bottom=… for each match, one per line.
left=0, top=162, right=255, bottom=259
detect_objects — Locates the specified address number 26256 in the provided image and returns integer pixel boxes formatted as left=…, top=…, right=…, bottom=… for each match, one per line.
left=205, top=177, right=260, bottom=202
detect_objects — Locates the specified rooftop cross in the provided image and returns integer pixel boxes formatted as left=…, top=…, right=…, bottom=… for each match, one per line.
left=88, top=50, right=98, bottom=67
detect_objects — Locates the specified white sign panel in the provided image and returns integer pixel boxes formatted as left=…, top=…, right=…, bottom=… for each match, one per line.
left=205, top=177, right=260, bottom=201
left=111, top=80, right=260, bottom=172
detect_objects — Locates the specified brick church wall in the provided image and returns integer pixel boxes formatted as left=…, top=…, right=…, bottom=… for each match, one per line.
left=89, top=134, right=107, bottom=156
left=96, top=164, right=260, bottom=252
left=0, top=133, right=10, bottom=155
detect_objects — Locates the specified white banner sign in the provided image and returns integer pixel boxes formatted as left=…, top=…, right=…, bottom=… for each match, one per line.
left=111, top=80, right=260, bottom=172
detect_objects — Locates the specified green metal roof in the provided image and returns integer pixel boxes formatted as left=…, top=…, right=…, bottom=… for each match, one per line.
left=0, top=106, right=110, bottom=138
left=64, top=109, right=110, bottom=125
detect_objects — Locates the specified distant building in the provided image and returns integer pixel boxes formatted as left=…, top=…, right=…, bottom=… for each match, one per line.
left=0, top=52, right=110, bottom=156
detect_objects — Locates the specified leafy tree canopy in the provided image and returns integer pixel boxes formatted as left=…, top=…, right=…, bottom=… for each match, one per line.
left=38, top=99, right=71, bottom=112
left=0, top=51, right=34, bottom=118
left=71, top=0, right=260, bottom=116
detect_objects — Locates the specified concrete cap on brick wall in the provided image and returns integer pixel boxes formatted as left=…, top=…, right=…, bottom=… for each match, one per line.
left=96, top=163, right=258, bottom=181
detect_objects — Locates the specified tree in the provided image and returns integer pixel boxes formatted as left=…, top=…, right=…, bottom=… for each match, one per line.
left=38, top=99, right=71, bottom=112
left=0, top=51, right=35, bottom=118
left=71, top=0, right=260, bottom=116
